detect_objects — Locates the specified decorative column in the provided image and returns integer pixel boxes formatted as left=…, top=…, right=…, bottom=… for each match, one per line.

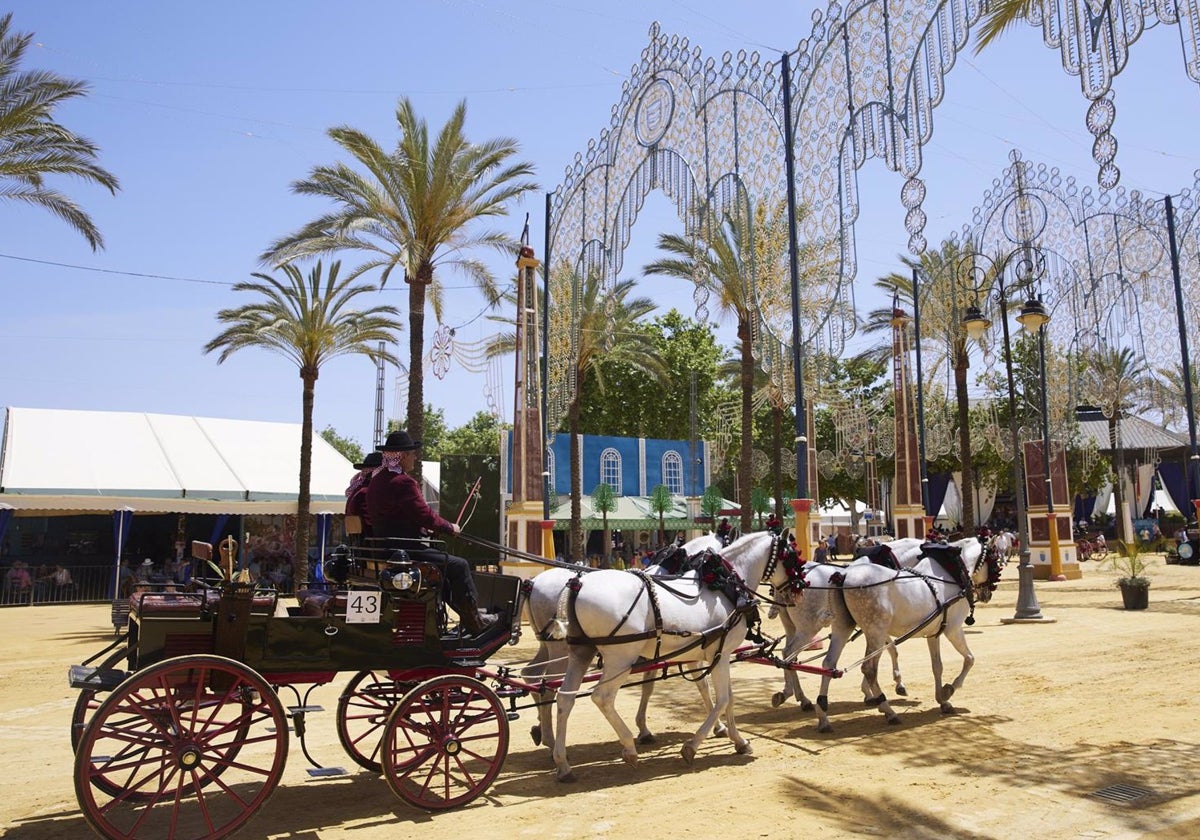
left=890, top=307, right=926, bottom=539
left=503, top=237, right=552, bottom=577
left=1023, top=441, right=1079, bottom=579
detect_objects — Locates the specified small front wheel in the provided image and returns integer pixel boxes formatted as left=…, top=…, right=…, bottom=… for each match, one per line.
left=382, top=674, right=509, bottom=810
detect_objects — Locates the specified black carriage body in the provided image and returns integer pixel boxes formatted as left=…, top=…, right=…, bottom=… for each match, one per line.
left=121, top=566, right=520, bottom=683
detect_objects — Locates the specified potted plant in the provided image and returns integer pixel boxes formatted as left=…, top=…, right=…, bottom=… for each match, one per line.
left=1105, top=540, right=1150, bottom=610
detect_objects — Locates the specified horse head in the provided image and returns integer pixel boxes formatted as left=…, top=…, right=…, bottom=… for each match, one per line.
left=720, top=530, right=791, bottom=596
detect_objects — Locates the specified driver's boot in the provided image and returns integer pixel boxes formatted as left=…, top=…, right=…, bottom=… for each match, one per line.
left=455, top=595, right=498, bottom=635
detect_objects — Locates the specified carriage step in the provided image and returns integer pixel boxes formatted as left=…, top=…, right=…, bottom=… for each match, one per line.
left=287, top=705, right=325, bottom=714
left=69, top=664, right=126, bottom=692
left=306, top=766, right=349, bottom=778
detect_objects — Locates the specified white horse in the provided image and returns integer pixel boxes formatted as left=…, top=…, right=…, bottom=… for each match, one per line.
left=815, top=535, right=1004, bottom=728
left=521, top=534, right=724, bottom=754
left=770, top=537, right=926, bottom=718
left=548, top=530, right=790, bottom=782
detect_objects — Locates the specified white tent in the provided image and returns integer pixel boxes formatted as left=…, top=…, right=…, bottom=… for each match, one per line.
left=0, top=407, right=354, bottom=515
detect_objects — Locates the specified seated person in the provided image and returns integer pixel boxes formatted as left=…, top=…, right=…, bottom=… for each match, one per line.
left=366, top=430, right=496, bottom=634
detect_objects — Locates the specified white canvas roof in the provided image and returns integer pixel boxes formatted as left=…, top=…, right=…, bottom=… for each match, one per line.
left=0, top=407, right=355, bottom=515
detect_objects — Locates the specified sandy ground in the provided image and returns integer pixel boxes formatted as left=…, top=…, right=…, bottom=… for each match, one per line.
left=4, top=554, right=1200, bottom=840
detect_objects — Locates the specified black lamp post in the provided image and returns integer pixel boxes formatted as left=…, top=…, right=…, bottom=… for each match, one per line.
left=961, top=253, right=1052, bottom=622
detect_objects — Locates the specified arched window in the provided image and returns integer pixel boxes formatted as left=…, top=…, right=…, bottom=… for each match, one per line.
left=600, top=448, right=622, bottom=493
left=662, top=451, right=684, bottom=495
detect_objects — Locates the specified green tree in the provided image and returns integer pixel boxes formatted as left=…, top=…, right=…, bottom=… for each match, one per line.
left=975, top=0, right=1038, bottom=51
left=577, top=309, right=727, bottom=440
left=0, top=13, right=119, bottom=249
left=434, top=411, right=508, bottom=458
left=1084, top=345, right=1150, bottom=543
left=319, top=425, right=364, bottom=465
left=750, top=486, right=772, bottom=528
left=591, top=482, right=617, bottom=568
left=205, top=260, right=402, bottom=584
left=700, top=484, right=725, bottom=524
left=558, top=269, right=666, bottom=561
left=649, top=484, right=673, bottom=547
left=262, top=98, right=537, bottom=479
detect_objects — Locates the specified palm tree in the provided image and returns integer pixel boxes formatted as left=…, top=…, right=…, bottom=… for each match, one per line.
left=1086, top=345, right=1150, bottom=544
left=591, top=482, right=617, bottom=568
left=261, top=98, right=537, bottom=478
left=860, top=239, right=983, bottom=530
left=0, top=13, right=119, bottom=249
left=561, top=270, right=666, bottom=560
left=975, top=0, right=1039, bottom=51
left=646, top=210, right=763, bottom=533
left=649, top=484, right=673, bottom=547
left=204, top=260, right=403, bottom=585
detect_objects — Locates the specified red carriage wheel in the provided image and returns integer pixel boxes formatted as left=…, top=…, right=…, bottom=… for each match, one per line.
left=336, top=670, right=411, bottom=772
left=74, top=654, right=288, bottom=840
left=382, top=674, right=509, bottom=810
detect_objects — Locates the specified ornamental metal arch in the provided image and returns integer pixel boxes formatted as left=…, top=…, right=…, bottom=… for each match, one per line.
left=545, top=0, right=1200, bottom=499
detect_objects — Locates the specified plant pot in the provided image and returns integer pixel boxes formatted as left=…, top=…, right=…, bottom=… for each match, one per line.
left=1119, top=580, right=1149, bottom=610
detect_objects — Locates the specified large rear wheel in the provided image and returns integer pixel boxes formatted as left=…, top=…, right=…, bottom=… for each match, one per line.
left=381, top=674, right=508, bottom=810
left=74, top=654, right=288, bottom=840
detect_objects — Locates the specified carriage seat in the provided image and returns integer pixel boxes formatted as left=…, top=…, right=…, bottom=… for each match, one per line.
left=296, top=587, right=348, bottom=618
left=130, top=591, right=205, bottom=618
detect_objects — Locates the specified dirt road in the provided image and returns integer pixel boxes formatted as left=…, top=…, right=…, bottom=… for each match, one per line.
left=4, top=554, right=1200, bottom=839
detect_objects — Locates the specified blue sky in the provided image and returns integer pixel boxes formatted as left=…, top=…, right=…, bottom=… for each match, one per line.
left=2, top=1, right=1198, bottom=452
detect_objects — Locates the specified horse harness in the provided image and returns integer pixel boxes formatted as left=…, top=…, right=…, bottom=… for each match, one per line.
left=563, top=536, right=789, bottom=666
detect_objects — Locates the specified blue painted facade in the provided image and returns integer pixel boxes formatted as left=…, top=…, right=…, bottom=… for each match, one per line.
left=503, top=432, right=706, bottom=497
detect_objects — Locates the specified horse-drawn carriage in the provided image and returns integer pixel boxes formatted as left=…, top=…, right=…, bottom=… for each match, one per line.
left=69, top=537, right=525, bottom=839
left=68, top=529, right=1005, bottom=838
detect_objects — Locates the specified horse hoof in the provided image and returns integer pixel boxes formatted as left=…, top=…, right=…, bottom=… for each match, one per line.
left=557, top=770, right=577, bottom=783
left=681, top=743, right=697, bottom=764
left=864, top=694, right=884, bottom=707
left=886, top=715, right=902, bottom=726
left=800, top=700, right=814, bottom=713
left=817, top=721, right=833, bottom=734
left=530, top=725, right=542, bottom=746
left=622, top=750, right=639, bottom=766
left=940, top=703, right=958, bottom=715
left=713, top=724, right=728, bottom=738
left=895, top=685, right=908, bottom=697
left=734, top=740, right=752, bottom=755
left=942, top=684, right=955, bottom=700
left=771, top=692, right=785, bottom=708
left=637, top=733, right=656, bottom=745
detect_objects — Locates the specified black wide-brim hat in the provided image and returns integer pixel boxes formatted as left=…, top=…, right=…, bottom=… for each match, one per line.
left=353, top=451, right=384, bottom=470
left=378, top=430, right=422, bottom=452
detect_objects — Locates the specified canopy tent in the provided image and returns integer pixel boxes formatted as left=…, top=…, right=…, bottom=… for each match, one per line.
left=0, top=407, right=353, bottom=516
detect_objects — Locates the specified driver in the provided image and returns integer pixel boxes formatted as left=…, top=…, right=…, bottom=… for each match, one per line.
left=366, top=430, right=497, bottom=634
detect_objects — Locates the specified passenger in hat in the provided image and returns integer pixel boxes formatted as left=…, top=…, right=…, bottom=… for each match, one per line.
left=366, top=429, right=497, bottom=634
left=345, top=451, right=382, bottom=542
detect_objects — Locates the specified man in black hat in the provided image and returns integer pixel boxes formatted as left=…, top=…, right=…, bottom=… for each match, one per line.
left=366, top=430, right=497, bottom=634
left=345, top=451, right=382, bottom=542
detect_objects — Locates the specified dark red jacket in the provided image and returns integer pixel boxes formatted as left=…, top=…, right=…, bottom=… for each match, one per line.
left=366, top=468, right=454, bottom=540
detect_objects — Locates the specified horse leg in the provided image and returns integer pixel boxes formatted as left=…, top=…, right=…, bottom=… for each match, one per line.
left=888, top=640, right=907, bottom=696
left=926, top=635, right=952, bottom=713
left=938, top=624, right=975, bottom=713
left=861, top=630, right=900, bottom=725
left=634, top=678, right=655, bottom=744
left=522, top=642, right=556, bottom=751
left=589, top=657, right=639, bottom=766
left=775, top=607, right=815, bottom=712
left=552, top=644, right=595, bottom=782
left=812, top=616, right=853, bottom=733
left=682, top=660, right=747, bottom=762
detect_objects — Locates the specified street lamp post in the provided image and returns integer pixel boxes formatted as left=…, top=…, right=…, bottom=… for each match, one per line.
left=962, top=252, right=1053, bottom=622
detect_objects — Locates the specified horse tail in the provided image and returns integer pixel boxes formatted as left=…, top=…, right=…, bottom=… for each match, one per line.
left=547, top=574, right=579, bottom=640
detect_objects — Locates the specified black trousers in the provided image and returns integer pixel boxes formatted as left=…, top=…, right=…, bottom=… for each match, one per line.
left=405, top=547, right=478, bottom=606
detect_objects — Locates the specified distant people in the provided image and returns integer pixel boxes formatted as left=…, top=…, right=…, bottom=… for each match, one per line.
left=4, top=561, right=32, bottom=600
left=117, top=558, right=136, bottom=598
left=826, top=532, right=838, bottom=561
left=137, top=558, right=154, bottom=582
left=52, top=563, right=72, bottom=589
left=366, top=429, right=497, bottom=634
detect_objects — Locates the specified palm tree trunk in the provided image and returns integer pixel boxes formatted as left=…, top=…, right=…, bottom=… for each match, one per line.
left=407, top=264, right=430, bottom=482
left=295, top=370, right=316, bottom=588
left=569, top=396, right=583, bottom=562
left=738, top=320, right=754, bottom=533
left=954, top=342, right=976, bottom=531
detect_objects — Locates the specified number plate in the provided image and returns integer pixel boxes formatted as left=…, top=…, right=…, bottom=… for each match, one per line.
left=345, top=591, right=382, bottom=623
